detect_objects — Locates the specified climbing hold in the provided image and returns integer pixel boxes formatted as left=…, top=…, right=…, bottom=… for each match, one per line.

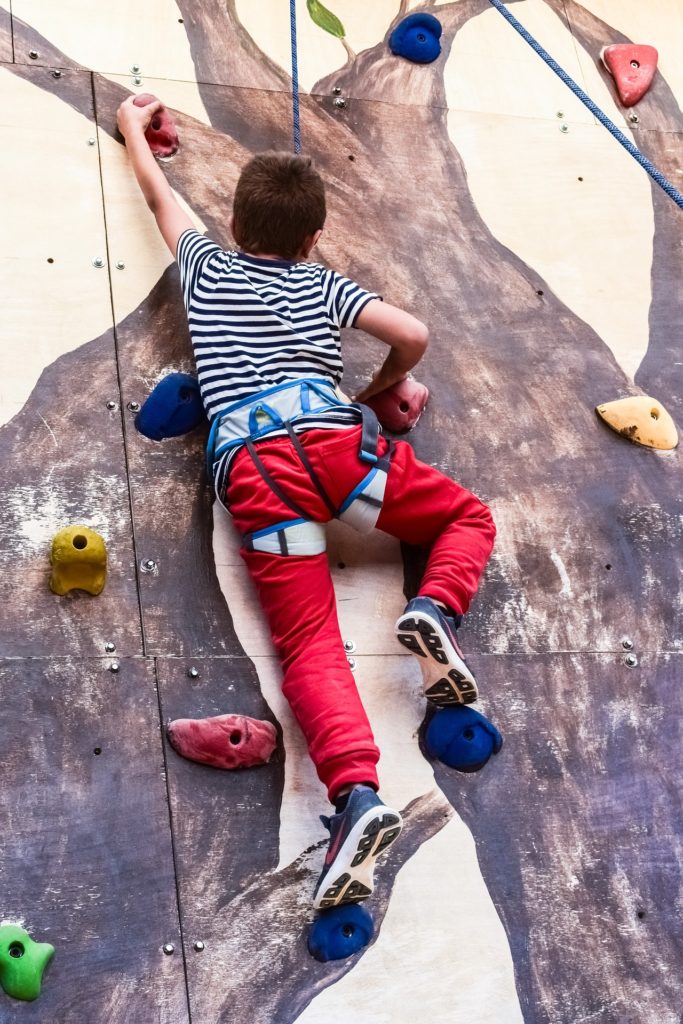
left=132, top=93, right=179, bottom=157
left=389, top=13, right=442, bottom=64
left=135, top=372, right=204, bottom=441
left=0, top=925, right=54, bottom=1002
left=166, top=713, right=277, bottom=770
left=49, top=526, right=107, bottom=596
left=363, top=377, right=429, bottom=434
left=425, top=706, right=503, bottom=773
left=595, top=395, right=678, bottom=450
left=307, top=904, right=374, bottom=962
left=600, top=45, right=658, bottom=107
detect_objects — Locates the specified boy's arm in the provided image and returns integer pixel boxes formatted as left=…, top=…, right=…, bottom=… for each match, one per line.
left=116, top=96, right=195, bottom=258
left=352, top=299, right=429, bottom=403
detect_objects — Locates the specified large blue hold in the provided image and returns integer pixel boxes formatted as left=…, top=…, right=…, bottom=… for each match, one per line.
left=425, top=705, right=503, bottom=772
left=135, top=372, right=204, bottom=441
left=389, top=13, right=442, bottom=64
left=307, top=904, right=374, bottom=963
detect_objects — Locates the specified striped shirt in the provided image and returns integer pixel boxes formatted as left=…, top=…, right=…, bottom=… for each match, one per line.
left=176, top=229, right=379, bottom=492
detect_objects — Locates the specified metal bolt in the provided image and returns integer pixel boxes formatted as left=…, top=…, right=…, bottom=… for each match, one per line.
left=624, top=653, right=638, bottom=668
left=104, top=642, right=116, bottom=653
left=141, top=558, right=157, bottom=573
left=333, top=97, right=346, bottom=109
left=130, top=64, right=141, bottom=74
left=109, top=661, right=120, bottom=673
left=106, top=400, right=118, bottom=411
left=333, top=86, right=342, bottom=95
left=127, top=400, right=141, bottom=413
left=115, top=260, right=125, bottom=270
left=87, top=137, right=96, bottom=146
left=556, top=111, right=565, bottom=119
left=560, top=124, right=570, bottom=134
left=92, top=257, right=105, bottom=268
left=162, top=943, right=175, bottom=955
left=621, top=637, right=634, bottom=651
left=347, top=657, right=356, bottom=671
left=343, top=640, right=356, bottom=654
left=132, top=76, right=143, bottom=86
left=187, top=666, right=199, bottom=679
left=193, top=940, right=205, bottom=952
left=629, top=114, right=639, bottom=124
left=28, top=49, right=39, bottom=60
left=51, top=69, right=62, bottom=79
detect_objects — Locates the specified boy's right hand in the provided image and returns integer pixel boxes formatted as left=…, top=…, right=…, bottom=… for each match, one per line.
left=116, top=95, right=163, bottom=141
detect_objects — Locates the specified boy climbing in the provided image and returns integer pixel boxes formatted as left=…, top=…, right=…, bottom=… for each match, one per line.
left=116, top=95, right=496, bottom=910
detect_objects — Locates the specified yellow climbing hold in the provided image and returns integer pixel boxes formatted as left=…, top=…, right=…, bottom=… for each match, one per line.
left=595, top=396, right=678, bottom=451
left=49, top=526, right=107, bottom=595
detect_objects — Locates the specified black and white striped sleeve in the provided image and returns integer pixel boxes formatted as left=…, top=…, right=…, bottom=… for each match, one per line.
left=176, top=228, right=223, bottom=308
left=322, top=269, right=381, bottom=328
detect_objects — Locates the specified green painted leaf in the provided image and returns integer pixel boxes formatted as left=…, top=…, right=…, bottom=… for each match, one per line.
left=306, top=0, right=346, bottom=39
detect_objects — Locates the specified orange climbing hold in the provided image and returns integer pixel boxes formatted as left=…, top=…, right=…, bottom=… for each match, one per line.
left=132, top=93, right=179, bottom=157
left=49, top=526, right=108, bottom=596
left=600, top=45, right=658, bottom=107
left=595, top=395, right=678, bottom=450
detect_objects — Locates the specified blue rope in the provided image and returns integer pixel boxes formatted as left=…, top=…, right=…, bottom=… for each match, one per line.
left=487, top=0, right=683, bottom=210
left=290, top=0, right=302, bottom=153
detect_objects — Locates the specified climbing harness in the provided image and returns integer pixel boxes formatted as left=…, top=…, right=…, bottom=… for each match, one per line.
left=207, top=378, right=392, bottom=555
left=289, top=0, right=301, bottom=153
left=487, top=0, right=683, bottom=211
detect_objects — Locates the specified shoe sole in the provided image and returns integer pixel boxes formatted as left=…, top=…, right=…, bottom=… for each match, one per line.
left=395, top=611, right=479, bottom=706
left=313, top=807, right=403, bottom=910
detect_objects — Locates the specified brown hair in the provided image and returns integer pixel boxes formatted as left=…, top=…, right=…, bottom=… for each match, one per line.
left=232, top=152, right=326, bottom=260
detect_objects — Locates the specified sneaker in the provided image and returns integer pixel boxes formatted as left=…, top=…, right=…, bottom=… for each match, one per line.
left=312, top=785, right=403, bottom=910
left=395, top=596, right=478, bottom=706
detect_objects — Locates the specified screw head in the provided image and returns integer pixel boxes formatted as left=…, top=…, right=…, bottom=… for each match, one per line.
left=104, top=641, right=116, bottom=653
left=92, top=257, right=105, bottom=268
left=87, top=137, right=96, bottom=146
left=162, top=943, right=175, bottom=955
left=115, top=260, right=125, bottom=270
left=629, top=114, right=639, bottom=124
left=127, top=400, right=141, bottom=413
left=343, top=640, right=356, bottom=653
left=187, top=666, right=199, bottom=679
left=141, top=558, right=157, bottom=573
left=106, top=400, right=118, bottom=411
left=51, top=69, right=62, bottom=78
left=556, top=110, right=565, bottom=119
left=133, top=76, right=143, bottom=86
left=130, top=64, right=141, bottom=74
left=333, top=97, right=346, bottom=109
left=624, top=653, right=638, bottom=668
left=333, top=86, right=342, bottom=95
left=621, top=638, right=634, bottom=651
left=109, top=661, right=120, bottom=673
left=28, top=49, right=39, bottom=60
left=193, top=940, right=205, bottom=952
left=560, top=124, right=570, bottom=134
left=347, top=656, right=356, bottom=671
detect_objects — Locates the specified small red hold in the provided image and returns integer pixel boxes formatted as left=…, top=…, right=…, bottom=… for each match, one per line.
left=132, top=92, right=179, bottom=157
left=600, top=45, right=658, bottom=107
left=166, top=713, right=277, bottom=770
left=364, top=377, right=429, bottom=434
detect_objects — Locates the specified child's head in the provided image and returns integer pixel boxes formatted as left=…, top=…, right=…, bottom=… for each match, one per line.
left=232, top=152, right=326, bottom=260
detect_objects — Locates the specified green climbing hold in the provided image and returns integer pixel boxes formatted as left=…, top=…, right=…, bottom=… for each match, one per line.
left=0, top=924, right=54, bottom=1001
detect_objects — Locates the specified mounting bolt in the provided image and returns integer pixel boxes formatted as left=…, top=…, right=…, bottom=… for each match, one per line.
left=347, top=657, right=356, bottom=671
left=104, top=641, right=116, bottom=653
left=333, top=97, right=346, bottom=109
left=621, top=637, right=634, bottom=651
left=127, top=400, right=140, bottom=412
left=141, top=558, right=157, bottom=573
left=624, top=653, right=638, bottom=668
left=560, top=124, right=570, bottom=134
left=92, top=257, right=105, bottom=268
left=28, top=49, right=39, bottom=60
left=109, top=661, right=120, bottom=673
left=87, top=137, right=96, bottom=146
left=629, top=113, right=639, bottom=124
left=556, top=110, right=565, bottom=119
left=132, top=76, right=143, bottom=86
left=343, top=640, right=356, bottom=654
left=115, top=260, right=126, bottom=270
left=187, top=666, right=199, bottom=679
left=193, top=940, right=205, bottom=952
left=162, top=943, right=175, bottom=955
left=130, top=64, right=141, bottom=74
left=105, top=400, right=118, bottom=411
left=333, top=86, right=342, bottom=95
left=51, top=69, right=62, bottom=79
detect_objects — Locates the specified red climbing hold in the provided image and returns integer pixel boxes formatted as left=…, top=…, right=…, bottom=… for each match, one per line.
left=364, top=377, right=429, bottom=434
left=166, top=713, right=277, bottom=770
left=600, top=45, right=658, bottom=107
left=132, top=93, right=179, bottom=157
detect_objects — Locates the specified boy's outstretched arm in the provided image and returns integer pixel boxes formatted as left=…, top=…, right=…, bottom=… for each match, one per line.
left=352, top=299, right=429, bottom=403
left=116, top=96, right=195, bottom=258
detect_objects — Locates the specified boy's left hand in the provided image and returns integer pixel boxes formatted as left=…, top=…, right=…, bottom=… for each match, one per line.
left=116, top=95, right=163, bottom=140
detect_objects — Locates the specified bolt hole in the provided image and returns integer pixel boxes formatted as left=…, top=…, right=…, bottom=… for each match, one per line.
left=536, top=289, right=544, bottom=297
left=93, top=747, right=102, bottom=755
left=637, top=909, right=646, bottom=920
left=47, top=257, right=54, bottom=263
left=416, top=33, right=426, bottom=42
left=605, top=563, right=612, bottom=571
left=463, top=727, right=475, bottom=741
left=8, top=942, right=24, bottom=959
left=578, top=176, right=584, bottom=182
left=630, top=60, right=640, bottom=69
left=342, top=924, right=355, bottom=938
left=337, top=561, right=346, bottom=569
left=229, top=731, right=241, bottom=745
left=151, top=118, right=161, bottom=131
left=399, top=401, right=410, bottom=413
left=348, top=154, right=355, bottom=161
left=72, top=534, right=88, bottom=550
left=650, top=408, right=659, bottom=420
left=179, top=386, right=192, bottom=401
left=178, top=17, right=184, bottom=23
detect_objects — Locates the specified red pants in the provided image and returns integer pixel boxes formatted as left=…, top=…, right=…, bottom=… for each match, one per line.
left=226, top=426, right=495, bottom=801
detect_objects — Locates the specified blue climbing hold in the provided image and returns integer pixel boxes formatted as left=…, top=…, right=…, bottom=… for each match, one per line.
left=425, top=705, right=503, bottom=772
left=307, top=904, right=374, bottom=962
left=135, top=372, right=204, bottom=441
left=389, top=13, right=442, bottom=64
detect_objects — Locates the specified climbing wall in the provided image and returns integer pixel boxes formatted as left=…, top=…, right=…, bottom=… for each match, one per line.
left=0, top=1, right=681, bottom=1022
